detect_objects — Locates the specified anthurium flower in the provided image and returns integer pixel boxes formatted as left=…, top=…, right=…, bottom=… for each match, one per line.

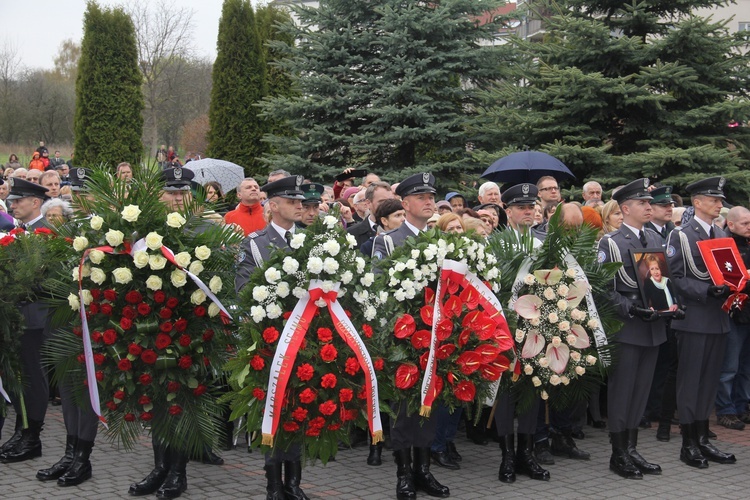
left=569, top=324, right=591, bottom=348
left=411, top=329, right=431, bottom=349
left=453, top=380, right=476, bottom=402
left=522, top=330, right=545, bottom=358
left=480, top=355, right=510, bottom=381
left=565, top=281, right=590, bottom=308
left=395, top=363, right=419, bottom=389
left=420, top=305, right=433, bottom=327
left=436, top=343, right=456, bottom=360
left=456, top=351, right=482, bottom=375
left=442, top=295, right=462, bottom=318
left=533, top=268, right=563, bottom=285
left=546, top=343, right=570, bottom=374
left=394, top=314, right=416, bottom=339
left=474, top=343, right=500, bottom=364
left=514, top=295, right=543, bottom=319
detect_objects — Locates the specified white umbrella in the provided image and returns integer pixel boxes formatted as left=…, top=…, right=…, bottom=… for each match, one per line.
left=184, top=158, right=245, bottom=193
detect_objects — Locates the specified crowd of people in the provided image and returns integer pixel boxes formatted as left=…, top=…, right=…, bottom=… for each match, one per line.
left=1, top=158, right=748, bottom=499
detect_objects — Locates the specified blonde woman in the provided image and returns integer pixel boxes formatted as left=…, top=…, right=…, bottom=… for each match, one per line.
left=436, top=213, right=464, bottom=234
left=600, top=199, right=623, bottom=234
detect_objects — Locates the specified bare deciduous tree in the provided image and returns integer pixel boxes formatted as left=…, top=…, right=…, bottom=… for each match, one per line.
left=126, top=0, right=196, bottom=154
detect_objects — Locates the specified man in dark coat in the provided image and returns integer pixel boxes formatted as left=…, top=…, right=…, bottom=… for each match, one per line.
left=666, top=176, right=736, bottom=468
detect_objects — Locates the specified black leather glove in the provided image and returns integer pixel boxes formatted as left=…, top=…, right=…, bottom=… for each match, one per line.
left=707, top=285, right=731, bottom=299
left=671, top=307, right=686, bottom=321
left=629, top=305, right=659, bottom=322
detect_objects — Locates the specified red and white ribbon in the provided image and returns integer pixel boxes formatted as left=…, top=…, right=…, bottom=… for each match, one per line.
left=262, top=279, right=382, bottom=446
left=420, top=259, right=507, bottom=416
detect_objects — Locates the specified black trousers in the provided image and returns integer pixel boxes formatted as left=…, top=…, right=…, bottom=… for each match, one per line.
left=676, top=331, right=727, bottom=424
left=493, top=392, right=539, bottom=436
left=607, top=343, right=659, bottom=433
left=12, top=328, right=48, bottom=422
left=390, top=401, right=437, bottom=450
left=59, top=382, right=98, bottom=442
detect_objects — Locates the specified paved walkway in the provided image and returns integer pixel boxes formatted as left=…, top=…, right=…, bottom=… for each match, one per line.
left=1, top=405, right=749, bottom=499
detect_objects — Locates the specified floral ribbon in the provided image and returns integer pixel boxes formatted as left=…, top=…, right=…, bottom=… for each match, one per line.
left=420, top=259, right=507, bottom=417
left=0, top=375, right=10, bottom=403
left=261, top=279, right=382, bottom=446
left=562, top=253, right=610, bottom=367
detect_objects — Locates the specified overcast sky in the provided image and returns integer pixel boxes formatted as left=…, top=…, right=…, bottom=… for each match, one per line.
left=1, top=0, right=266, bottom=71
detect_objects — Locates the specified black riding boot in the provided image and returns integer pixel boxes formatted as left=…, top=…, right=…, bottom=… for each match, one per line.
left=516, top=434, right=549, bottom=480
left=626, top=429, right=661, bottom=474
left=696, top=420, right=736, bottom=464
left=497, top=434, right=516, bottom=483
left=367, top=441, right=383, bottom=466
left=37, top=435, right=76, bottom=481
left=550, top=429, right=590, bottom=460
left=283, top=460, right=309, bottom=500
left=394, top=448, right=416, bottom=500
left=680, top=423, right=708, bottom=468
left=129, top=442, right=169, bottom=496
left=58, top=439, right=94, bottom=486
left=156, top=449, right=188, bottom=499
left=0, top=418, right=43, bottom=463
left=264, top=463, right=285, bottom=500
left=0, top=414, right=23, bottom=454
left=413, top=447, right=449, bottom=497
left=609, top=431, right=642, bottom=479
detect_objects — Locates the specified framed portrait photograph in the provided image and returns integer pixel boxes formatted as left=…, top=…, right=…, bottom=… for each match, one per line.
left=629, top=248, right=680, bottom=314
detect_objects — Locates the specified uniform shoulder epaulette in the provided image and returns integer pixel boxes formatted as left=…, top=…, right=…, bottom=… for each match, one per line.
left=673, top=225, right=684, bottom=231
left=644, top=227, right=659, bottom=236
left=382, top=228, right=399, bottom=235
left=248, top=229, right=266, bottom=239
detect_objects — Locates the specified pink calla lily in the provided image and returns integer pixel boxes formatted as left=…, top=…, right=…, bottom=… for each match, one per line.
left=534, top=268, right=563, bottom=285
left=565, top=281, right=590, bottom=308
left=515, top=295, right=543, bottom=319
left=569, top=324, right=590, bottom=348
left=546, top=343, right=570, bottom=374
left=522, top=330, right=545, bottom=358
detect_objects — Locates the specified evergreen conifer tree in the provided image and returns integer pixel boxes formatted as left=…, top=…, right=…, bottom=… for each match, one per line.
left=207, top=0, right=268, bottom=176
left=261, top=0, right=505, bottom=184
left=474, top=1, right=750, bottom=202
left=74, top=2, right=144, bottom=166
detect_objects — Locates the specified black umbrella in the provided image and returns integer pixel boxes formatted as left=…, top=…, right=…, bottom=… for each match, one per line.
left=481, top=151, right=576, bottom=185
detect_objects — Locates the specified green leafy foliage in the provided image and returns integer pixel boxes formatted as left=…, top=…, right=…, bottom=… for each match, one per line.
left=74, top=2, right=144, bottom=167
left=474, top=1, right=750, bottom=203
left=261, top=0, right=507, bottom=186
left=207, top=0, right=269, bottom=177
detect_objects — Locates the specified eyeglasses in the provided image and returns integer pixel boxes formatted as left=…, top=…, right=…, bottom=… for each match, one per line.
left=539, top=186, right=559, bottom=192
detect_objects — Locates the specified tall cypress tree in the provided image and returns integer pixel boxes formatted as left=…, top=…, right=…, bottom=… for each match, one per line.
left=261, top=0, right=505, bottom=184
left=473, top=1, right=750, bottom=202
left=74, top=2, right=144, bottom=166
left=207, top=0, right=268, bottom=176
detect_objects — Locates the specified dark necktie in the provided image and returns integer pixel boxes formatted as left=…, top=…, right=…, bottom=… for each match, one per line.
left=709, top=226, right=715, bottom=239
left=285, top=230, right=292, bottom=246
left=661, top=227, right=667, bottom=239
left=639, top=230, right=648, bottom=248
left=19, top=223, right=27, bottom=230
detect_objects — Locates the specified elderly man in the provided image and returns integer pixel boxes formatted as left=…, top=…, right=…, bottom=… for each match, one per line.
left=347, top=181, right=394, bottom=249
left=267, top=169, right=291, bottom=184
left=372, top=173, right=450, bottom=500
left=224, top=178, right=266, bottom=236
left=39, top=170, right=61, bottom=198
left=0, top=178, right=51, bottom=465
left=235, top=176, right=311, bottom=500
left=598, top=179, right=669, bottom=479
left=477, top=181, right=501, bottom=206
left=667, top=177, right=736, bottom=468
left=582, top=181, right=603, bottom=203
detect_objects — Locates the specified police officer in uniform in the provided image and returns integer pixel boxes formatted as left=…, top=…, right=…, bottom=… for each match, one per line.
left=297, top=183, right=324, bottom=228
left=597, top=178, right=669, bottom=479
left=371, top=173, right=450, bottom=500
left=643, top=186, right=679, bottom=441
left=235, top=175, right=310, bottom=500
left=494, top=184, right=550, bottom=484
left=36, top=168, right=100, bottom=487
left=0, top=178, right=51, bottom=464
left=666, top=176, right=736, bottom=468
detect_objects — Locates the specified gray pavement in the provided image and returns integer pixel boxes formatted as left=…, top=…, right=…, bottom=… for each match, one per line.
left=1, top=404, right=749, bottom=499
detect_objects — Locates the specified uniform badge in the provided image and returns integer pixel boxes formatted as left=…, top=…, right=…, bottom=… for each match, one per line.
left=422, top=172, right=430, bottom=184
left=8, top=177, right=14, bottom=187
left=77, top=168, right=86, bottom=179
left=296, top=175, right=303, bottom=187
left=522, top=184, right=530, bottom=195
left=643, top=178, right=649, bottom=188
left=373, top=251, right=382, bottom=260
left=718, top=177, right=726, bottom=189
left=666, top=245, right=676, bottom=257
left=174, top=168, right=182, bottom=180
left=597, top=250, right=606, bottom=263
left=237, top=249, right=246, bottom=263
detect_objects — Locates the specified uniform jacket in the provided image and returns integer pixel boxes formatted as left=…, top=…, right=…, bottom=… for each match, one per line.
left=665, top=216, right=730, bottom=334
left=235, top=226, right=290, bottom=293
left=19, top=216, right=51, bottom=330
left=371, top=223, right=417, bottom=260
left=644, top=221, right=675, bottom=245
left=598, top=226, right=667, bottom=347
left=346, top=218, right=377, bottom=249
